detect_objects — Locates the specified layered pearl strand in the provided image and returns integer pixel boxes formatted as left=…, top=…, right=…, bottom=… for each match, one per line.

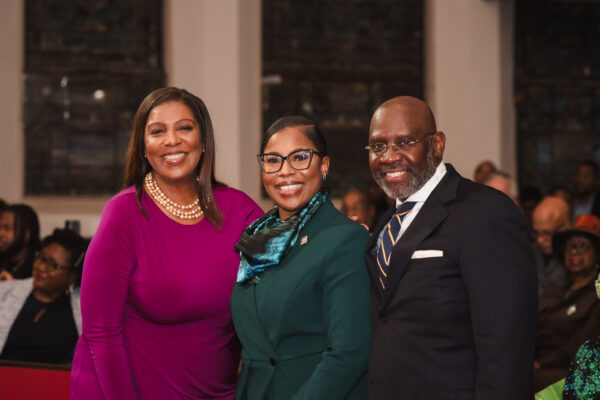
left=144, top=172, right=204, bottom=220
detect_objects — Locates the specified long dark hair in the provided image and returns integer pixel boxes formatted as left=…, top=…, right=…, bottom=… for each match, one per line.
left=123, top=87, right=224, bottom=228
left=1, top=204, right=40, bottom=260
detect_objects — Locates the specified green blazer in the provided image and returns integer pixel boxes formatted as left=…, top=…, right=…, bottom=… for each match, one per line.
left=231, top=199, right=372, bottom=400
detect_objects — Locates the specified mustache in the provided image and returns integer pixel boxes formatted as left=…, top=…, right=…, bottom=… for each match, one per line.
left=376, top=163, right=414, bottom=174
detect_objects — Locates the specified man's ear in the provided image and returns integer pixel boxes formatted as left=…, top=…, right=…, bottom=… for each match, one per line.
left=432, top=131, right=446, bottom=160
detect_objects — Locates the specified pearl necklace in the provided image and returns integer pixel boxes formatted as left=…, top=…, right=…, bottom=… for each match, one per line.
left=144, top=173, right=204, bottom=220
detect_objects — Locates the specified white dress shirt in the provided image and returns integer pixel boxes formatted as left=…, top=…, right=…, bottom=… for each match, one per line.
left=375, top=162, right=447, bottom=261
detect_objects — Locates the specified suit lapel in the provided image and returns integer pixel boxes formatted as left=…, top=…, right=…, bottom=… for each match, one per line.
left=374, top=164, right=462, bottom=307
left=382, top=201, right=447, bottom=304
left=240, top=283, right=279, bottom=357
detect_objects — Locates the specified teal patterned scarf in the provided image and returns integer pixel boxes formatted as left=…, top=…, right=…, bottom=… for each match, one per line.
left=235, top=191, right=328, bottom=284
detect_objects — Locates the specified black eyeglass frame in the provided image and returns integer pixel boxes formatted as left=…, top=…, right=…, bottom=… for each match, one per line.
left=564, top=240, right=592, bottom=255
left=365, top=131, right=438, bottom=155
left=256, top=148, right=323, bottom=174
left=33, top=251, right=74, bottom=271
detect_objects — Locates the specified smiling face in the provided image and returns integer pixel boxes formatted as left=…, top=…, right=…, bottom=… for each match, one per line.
left=261, top=126, right=330, bottom=220
left=368, top=98, right=445, bottom=201
left=144, top=101, right=203, bottom=187
left=32, top=243, right=75, bottom=301
left=564, top=235, right=597, bottom=276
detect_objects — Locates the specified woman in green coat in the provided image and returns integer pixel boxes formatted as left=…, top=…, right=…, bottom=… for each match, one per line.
left=231, top=116, right=372, bottom=400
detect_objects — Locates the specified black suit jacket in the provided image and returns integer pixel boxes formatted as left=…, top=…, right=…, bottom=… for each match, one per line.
left=365, top=164, right=537, bottom=400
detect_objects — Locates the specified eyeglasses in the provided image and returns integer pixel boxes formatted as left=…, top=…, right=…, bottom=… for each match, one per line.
left=365, top=131, right=437, bottom=156
left=257, top=149, right=322, bottom=174
left=34, top=252, right=73, bottom=271
left=564, top=241, right=592, bottom=255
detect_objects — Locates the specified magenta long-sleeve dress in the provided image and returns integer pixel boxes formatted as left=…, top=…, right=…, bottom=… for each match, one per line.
left=70, top=186, right=263, bottom=400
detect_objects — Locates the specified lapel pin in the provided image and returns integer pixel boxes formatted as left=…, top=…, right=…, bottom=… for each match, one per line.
left=300, top=235, right=308, bottom=245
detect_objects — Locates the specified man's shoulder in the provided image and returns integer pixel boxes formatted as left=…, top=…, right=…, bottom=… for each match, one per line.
left=443, top=171, right=509, bottom=208
left=433, top=163, right=505, bottom=204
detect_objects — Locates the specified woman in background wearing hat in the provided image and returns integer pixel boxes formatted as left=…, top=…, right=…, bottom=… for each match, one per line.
left=562, top=215, right=600, bottom=398
left=533, top=214, right=600, bottom=393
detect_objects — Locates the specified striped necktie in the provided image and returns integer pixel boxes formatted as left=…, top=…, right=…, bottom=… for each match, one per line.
left=376, top=201, right=416, bottom=290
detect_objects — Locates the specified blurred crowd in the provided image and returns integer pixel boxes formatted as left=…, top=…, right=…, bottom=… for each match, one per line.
left=0, top=199, right=88, bottom=365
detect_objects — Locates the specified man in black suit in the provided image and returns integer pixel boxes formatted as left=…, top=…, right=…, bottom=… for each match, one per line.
left=365, top=97, right=537, bottom=399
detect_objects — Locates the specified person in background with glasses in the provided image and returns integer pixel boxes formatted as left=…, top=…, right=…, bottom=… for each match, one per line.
left=0, top=228, right=87, bottom=364
left=533, top=214, right=600, bottom=393
left=230, top=116, right=372, bottom=400
left=364, top=96, right=537, bottom=400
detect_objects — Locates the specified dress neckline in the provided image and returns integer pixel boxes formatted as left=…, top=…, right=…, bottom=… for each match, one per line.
left=142, top=189, right=208, bottom=228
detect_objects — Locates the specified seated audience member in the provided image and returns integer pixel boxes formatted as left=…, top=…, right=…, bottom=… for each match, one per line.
left=519, top=184, right=543, bottom=228
left=0, top=204, right=41, bottom=280
left=573, top=160, right=600, bottom=219
left=548, top=184, right=574, bottom=217
left=0, top=228, right=86, bottom=364
left=484, top=171, right=518, bottom=203
left=341, top=187, right=376, bottom=231
left=534, top=215, right=600, bottom=393
left=473, top=160, right=497, bottom=184
left=533, top=196, right=571, bottom=296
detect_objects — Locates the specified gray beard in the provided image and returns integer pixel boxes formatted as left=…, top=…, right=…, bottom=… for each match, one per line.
left=375, top=148, right=438, bottom=201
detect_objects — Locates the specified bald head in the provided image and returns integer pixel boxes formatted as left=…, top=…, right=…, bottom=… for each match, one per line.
left=532, top=196, right=572, bottom=255
left=370, top=96, right=437, bottom=136
left=368, top=96, right=445, bottom=201
left=485, top=172, right=517, bottom=203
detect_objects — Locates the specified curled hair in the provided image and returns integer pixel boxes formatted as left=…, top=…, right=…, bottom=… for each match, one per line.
left=123, top=87, right=224, bottom=228
left=41, top=228, right=88, bottom=286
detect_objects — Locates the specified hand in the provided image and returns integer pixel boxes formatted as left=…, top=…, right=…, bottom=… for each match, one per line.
left=0, top=270, right=15, bottom=281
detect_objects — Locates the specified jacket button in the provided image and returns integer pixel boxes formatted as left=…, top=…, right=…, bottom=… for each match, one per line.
left=269, top=357, right=276, bottom=366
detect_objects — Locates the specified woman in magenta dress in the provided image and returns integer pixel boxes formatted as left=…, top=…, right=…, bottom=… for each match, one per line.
left=70, top=87, right=263, bottom=399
